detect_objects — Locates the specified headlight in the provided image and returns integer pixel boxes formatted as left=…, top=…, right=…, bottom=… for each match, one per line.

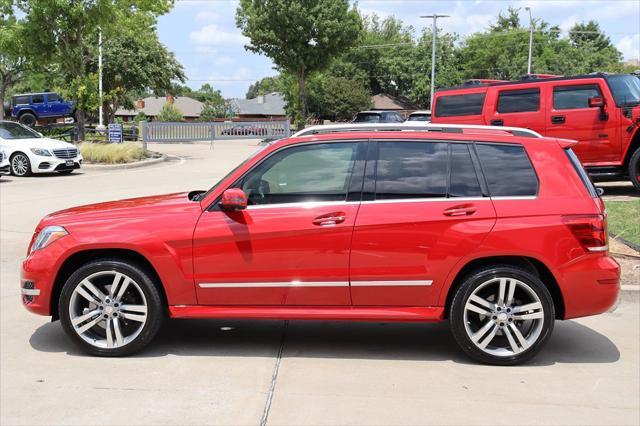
left=30, top=226, right=68, bottom=253
left=30, top=148, right=52, bottom=157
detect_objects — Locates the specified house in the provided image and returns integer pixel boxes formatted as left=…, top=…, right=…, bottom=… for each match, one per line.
left=115, top=95, right=204, bottom=122
left=229, top=92, right=288, bottom=120
left=371, top=94, right=419, bottom=116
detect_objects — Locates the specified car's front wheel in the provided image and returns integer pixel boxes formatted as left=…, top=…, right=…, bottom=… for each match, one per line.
left=450, top=265, right=555, bottom=365
left=629, top=148, right=640, bottom=192
left=11, top=152, right=32, bottom=176
left=59, top=259, right=165, bottom=356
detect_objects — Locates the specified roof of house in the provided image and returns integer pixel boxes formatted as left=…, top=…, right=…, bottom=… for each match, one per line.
left=115, top=96, right=204, bottom=117
left=229, top=92, right=287, bottom=116
left=371, top=94, right=418, bottom=111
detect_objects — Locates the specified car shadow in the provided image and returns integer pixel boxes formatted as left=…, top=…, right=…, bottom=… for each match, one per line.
left=29, top=317, right=620, bottom=366
left=598, top=182, right=639, bottom=198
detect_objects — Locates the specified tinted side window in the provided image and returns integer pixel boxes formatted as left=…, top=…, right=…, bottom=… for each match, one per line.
left=376, top=142, right=448, bottom=199
left=449, top=144, right=482, bottom=197
left=240, top=143, right=357, bottom=205
left=13, top=96, right=30, bottom=105
left=476, top=144, right=538, bottom=196
left=497, top=89, right=540, bottom=113
left=553, top=85, right=601, bottom=110
left=435, top=93, right=485, bottom=117
left=32, top=95, right=45, bottom=104
left=47, top=93, right=60, bottom=102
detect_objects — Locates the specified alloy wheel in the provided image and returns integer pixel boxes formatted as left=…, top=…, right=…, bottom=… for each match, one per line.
left=11, top=154, right=29, bottom=176
left=463, top=277, right=545, bottom=357
left=68, top=271, right=148, bottom=349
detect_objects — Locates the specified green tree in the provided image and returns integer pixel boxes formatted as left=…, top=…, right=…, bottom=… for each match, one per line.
left=156, top=102, right=182, bottom=122
left=246, top=76, right=285, bottom=99
left=16, top=0, right=174, bottom=139
left=198, top=100, right=229, bottom=121
left=236, top=0, right=362, bottom=127
left=0, top=12, right=27, bottom=119
left=99, top=12, right=185, bottom=124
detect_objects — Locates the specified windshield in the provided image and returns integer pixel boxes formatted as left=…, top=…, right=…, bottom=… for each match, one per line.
left=606, top=75, right=640, bottom=106
left=353, top=113, right=381, bottom=123
left=408, top=114, right=431, bottom=122
left=0, top=122, right=41, bottom=140
left=197, top=143, right=271, bottom=202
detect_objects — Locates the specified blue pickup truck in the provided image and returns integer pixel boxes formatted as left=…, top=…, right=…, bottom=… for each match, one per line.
left=10, top=92, right=76, bottom=126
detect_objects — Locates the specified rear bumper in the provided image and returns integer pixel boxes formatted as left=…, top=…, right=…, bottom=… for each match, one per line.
left=559, top=254, right=620, bottom=319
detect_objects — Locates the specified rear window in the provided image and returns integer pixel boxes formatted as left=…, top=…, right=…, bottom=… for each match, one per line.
left=13, top=96, right=30, bottom=105
left=449, top=144, right=482, bottom=197
left=47, top=93, right=60, bottom=102
left=497, top=89, right=540, bottom=113
left=353, top=113, right=381, bottom=123
left=475, top=144, right=538, bottom=196
left=553, top=85, right=601, bottom=110
left=565, top=148, right=598, bottom=197
left=435, top=93, right=485, bottom=117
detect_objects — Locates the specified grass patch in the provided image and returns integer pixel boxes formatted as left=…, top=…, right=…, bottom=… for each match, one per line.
left=80, top=142, right=150, bottom=164
left=605, top=200, right=640, bottom=246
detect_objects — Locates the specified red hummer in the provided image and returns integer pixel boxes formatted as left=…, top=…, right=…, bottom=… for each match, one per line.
left=432, top=73, right=640, bottom=190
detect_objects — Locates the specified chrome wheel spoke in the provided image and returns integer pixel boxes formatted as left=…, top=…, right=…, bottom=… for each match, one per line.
left=513, top=311, right=544, bottom=320
left=468, top=294, right=494, bottom=311
left=110, top=273, right=131, bottom=301
left=497, top=278, right=507, bottom=305
left=509, top=323, right=530, bottom=350
left=506, top=279, right=516, bottom=306
left=75, top=314, right=103, bottom=334
left=503, top=325, right=521, bottom=354
left=471, top=320, right=496, bottom=344
left=122, top=312, right=146, bottom=323
left=120, top=304, right=147, bottom=313
left=478, top=322, right=499, bottom=349
left=77, top=279, right=106, bottom=303
left=465, top=302, right=492, bottom=316
left=106, top=319, right=114, bottom=348
left=113, top=318, right=125, bottom=346
left=512, top=301, right=543, bottom=314
left=72, top=309, right=101, bottom=327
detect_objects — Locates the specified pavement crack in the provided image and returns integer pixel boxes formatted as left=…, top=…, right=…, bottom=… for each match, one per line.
left=260, top=320, right=289, bottom=426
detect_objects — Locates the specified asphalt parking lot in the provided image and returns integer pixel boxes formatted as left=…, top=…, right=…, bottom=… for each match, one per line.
left=1, top=141, right=639, bottom=425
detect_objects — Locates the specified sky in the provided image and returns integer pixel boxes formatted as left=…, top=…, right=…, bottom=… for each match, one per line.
left=157, top=0, right=640, bottom=99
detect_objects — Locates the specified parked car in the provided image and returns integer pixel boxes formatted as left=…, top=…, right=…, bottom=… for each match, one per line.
left=0, top=148, right=9, bottom=177
left=352, top=110, right=405, bottom=123
left=221, top=124, right=267, bottom=136
left=431, top=73, right=640, bottom=190
left=21, top=123, right=619, bottom=364
left=0, top=121, right=82, bottom=176
left=406, top=110, right=431, bottom=122
left=10, top=92, right=76, bottom=127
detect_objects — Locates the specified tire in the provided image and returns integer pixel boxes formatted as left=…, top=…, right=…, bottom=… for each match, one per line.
left=59, top=259, right=165, bottom=356
left=628, top=148, right=640, bottom=192
left=18, top=112, right=37, bottom=126
left=449, top=265, right=555, bottom=365
left=10, top=152, right=32, bottom=177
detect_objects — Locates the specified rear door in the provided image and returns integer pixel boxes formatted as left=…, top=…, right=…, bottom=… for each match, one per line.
left=349, top=140, right=497, bottom=306
left=484, top=86, right=546, bottom=132
left=544, top=81, right=619, bottom=164
left=30, top=94, right=47, bottom=117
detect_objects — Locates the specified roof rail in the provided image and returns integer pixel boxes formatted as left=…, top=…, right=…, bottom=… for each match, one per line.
left=292, top=123, right=542, bottom=138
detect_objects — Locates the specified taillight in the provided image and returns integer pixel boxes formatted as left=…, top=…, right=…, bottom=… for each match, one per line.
left=562, top=214, right=608, bottom=252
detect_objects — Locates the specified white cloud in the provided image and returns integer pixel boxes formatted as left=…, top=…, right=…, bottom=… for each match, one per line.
left=616, top=35, right=640, bottom=61
left=190, top=24, right=248, bottom=46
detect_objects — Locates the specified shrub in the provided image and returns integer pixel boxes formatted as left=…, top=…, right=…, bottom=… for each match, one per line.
left=156, top=102, right=183, bottom=122
left=80, top=142, right=150, bottom=164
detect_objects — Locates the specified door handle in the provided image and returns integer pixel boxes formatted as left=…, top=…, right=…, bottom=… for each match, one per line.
left=312, top=212, right=346, bottom=226
left=551, top=115, right=566, bottom=124
left=490, top=119, right=504, bottom=126
left=443, top=205, right=477, bottom=217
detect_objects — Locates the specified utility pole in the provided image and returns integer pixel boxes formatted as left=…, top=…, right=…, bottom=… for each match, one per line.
left=420, top=14, right=449, bottom=109
left=525, top=7, right=534, bottom=75
left=97, top=29, right=105, bottom=131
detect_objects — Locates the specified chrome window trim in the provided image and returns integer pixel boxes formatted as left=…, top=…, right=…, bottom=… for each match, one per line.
left=360, top=197, right=487, bottom=205
left=199, top=281, right=349, bottom=288
left=490, top=196, right=537, bottom=200
left=246, top=200, right=360, bottom=210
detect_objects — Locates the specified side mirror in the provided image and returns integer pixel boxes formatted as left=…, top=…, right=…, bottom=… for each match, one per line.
left=220, top=188, right=247, bottom=211
left=588, top=96, right=604, bottom=108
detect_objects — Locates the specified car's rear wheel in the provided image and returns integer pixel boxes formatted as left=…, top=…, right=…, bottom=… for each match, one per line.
left=59, top=259, right=164, bottom=356
left=629, top=148, right=640, bottom=192
left=10, top=153, right=32, bottom=176
left=450, top=265, right=555, bottom=365
left=18, top=112, right=37, bottom=126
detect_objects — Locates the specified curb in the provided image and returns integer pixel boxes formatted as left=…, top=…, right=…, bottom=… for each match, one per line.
left=82, top=155, right=167, bottom=170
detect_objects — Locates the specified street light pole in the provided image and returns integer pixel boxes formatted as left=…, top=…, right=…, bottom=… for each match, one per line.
left=420, top=14, right=449, bottom=109
left=525, top=7, right=534, bottom=75
left=97, top=29, right=105, bottom=131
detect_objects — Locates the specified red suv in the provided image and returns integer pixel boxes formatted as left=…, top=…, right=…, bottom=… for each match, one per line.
left=21, top=124, right=620, bottom=365
left=431, top=73, right=640, bottom=190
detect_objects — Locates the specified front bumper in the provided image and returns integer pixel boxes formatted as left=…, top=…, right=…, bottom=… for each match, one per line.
left=0, top=164, right=9, bottom=175
left=559, top=254, right=620, bottom=319
left=32, top=155, right=82, bottom=173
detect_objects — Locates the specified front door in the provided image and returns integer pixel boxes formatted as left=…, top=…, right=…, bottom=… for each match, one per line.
left=349, top=141, right=497, bottom=306
left=545, top=82, right=619, bottom=164
left=193, top=141, right=365, bottom=305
